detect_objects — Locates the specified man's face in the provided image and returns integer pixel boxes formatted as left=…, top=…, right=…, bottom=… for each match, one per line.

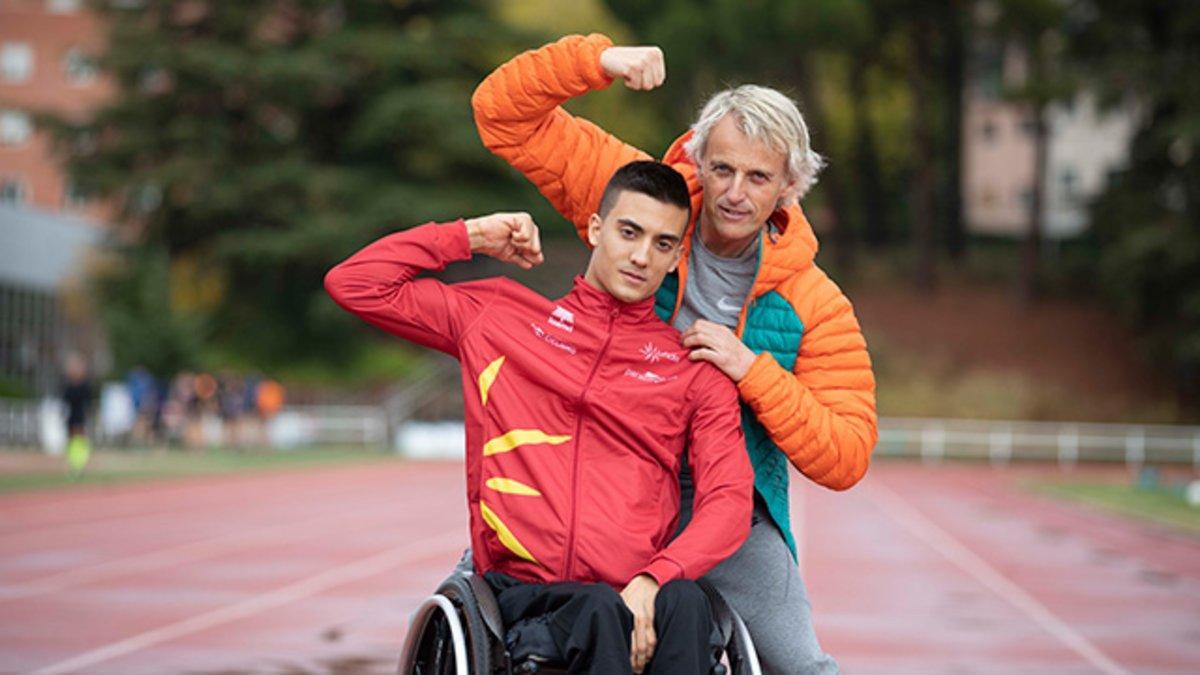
left=697, top=114, right=797, bottom=255
left=584, top=190, right=688, bottom=304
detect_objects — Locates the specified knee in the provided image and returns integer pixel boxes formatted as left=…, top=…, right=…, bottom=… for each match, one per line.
left=655, top=579, right=710, bottom=616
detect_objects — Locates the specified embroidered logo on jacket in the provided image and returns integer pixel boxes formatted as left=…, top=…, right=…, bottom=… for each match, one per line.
left=623, top=368, right=678, bottom=384
left=639, top=342, right=682, bottom=363
left=531, top=323, right=577, bottom=355
left=548, top=306, right=575, bottom=332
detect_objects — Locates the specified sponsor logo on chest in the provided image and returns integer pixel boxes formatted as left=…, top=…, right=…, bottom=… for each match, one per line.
left=530, top=323, right=577, bottom=355
left=623, top=368, right=679, bottom=384
left=639, top=342, right=682, bottom=363
left=548, top=306, right=575, bottom=332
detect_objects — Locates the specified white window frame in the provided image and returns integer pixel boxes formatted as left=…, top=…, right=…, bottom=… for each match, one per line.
left=1, top=42, right=34, bottom=83
left=0, top=110, right=33, bottom=147
left=46, top=0, right=83, bottom=14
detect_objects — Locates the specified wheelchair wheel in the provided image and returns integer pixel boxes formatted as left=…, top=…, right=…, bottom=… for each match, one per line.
left=398, top=573, right=505, bottom=675
left=699, top=578, right=762, bottom=675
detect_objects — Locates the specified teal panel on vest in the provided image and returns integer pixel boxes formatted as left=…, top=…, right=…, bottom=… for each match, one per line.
left=742, top=291, right=802, bottom=372
left=740, top=290, right=805, bottom=559
left=655, top=271, right=679, bottom=323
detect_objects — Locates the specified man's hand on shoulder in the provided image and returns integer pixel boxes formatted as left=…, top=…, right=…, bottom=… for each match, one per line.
left=464, top=212, right=544, bottom=270
left=600, top=46, right=665, bottom=91
left=620, top=574, right=660, bottom=673
left=682, top=320, right=757, bottom=381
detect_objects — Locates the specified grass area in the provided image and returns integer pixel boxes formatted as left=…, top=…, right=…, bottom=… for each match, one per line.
left=867, top=333, right=1182, bottom=423
left=1031, top=480, right=1200, bottom=536
left=0, top=447, right=401, bottom=495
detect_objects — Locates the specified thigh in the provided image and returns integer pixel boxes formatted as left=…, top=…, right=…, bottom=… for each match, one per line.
left=703, top=520, right=838, bottom=675
left=483, top=572, right=588, bottom=626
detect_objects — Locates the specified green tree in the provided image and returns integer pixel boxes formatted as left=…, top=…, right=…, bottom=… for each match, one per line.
left=1069, top=0, right=1200, bottom=402
left=45, top=0, right=525, bottom=375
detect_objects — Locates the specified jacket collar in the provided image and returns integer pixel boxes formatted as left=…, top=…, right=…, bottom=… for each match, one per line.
left=560, top=275, right=659, bottom=324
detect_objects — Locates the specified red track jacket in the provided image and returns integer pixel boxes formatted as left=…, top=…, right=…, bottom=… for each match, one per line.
left=325, top=221, right=753, bottom=588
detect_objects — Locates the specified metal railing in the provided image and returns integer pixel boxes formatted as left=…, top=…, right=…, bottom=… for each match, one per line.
left=269, top=404, right=389, bottom=448
left=4, top=392, right=1199, bottom=466
left=877, top=417, right=1200, bottom=467
left=0, top=397, right=41, bottom=449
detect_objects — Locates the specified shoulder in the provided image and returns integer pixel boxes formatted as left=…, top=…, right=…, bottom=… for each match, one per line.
left=773, top=263, right=856, bottom=329
left=684, top=358, right=739, bottom=406
left=450, top=276, right=546, bottom=312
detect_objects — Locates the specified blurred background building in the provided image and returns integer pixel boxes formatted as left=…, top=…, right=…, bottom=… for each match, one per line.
left=1, top=0, right=111, bottom=396
left=963, top=41, right=1138, bottom=239
left=1, top=0, right=110, bottom=218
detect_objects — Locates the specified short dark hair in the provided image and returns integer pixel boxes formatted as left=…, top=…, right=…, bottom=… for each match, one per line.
left=597, top=160, right=691, bottom=224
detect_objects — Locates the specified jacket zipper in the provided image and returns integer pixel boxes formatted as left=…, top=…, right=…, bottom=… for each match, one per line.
left=562, top=307, right=618, bottom=580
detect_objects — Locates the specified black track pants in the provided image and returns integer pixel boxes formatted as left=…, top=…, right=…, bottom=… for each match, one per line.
left=485, top=572, right=717, bottom=674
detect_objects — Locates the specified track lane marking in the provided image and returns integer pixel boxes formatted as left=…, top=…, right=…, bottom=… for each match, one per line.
left=30, top=531, right=466, bottom=675
left=0, top=504, right=430, bottom=601
left=0, top=479, right=399, bottom=543
left=865, top=480, right=1130, bottom=675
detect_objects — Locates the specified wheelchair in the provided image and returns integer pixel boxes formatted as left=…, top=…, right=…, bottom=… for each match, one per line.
left=397, top=556, right=761, bottom=675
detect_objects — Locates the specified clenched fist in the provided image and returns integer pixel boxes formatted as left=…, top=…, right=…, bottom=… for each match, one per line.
left=464, top=212, right=544, bottom=270
left=600, top=45, right=666, bottom=91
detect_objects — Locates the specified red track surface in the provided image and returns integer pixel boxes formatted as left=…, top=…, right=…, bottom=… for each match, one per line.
left=1, top=460, right=1197, bottom=674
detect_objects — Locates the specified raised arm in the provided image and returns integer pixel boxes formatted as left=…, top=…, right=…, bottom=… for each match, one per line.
left=472, top=34, right=655, bottom=235
left=324, top=213, right=543, bottom=355
left=637, top=371, right=753, bottom=584
left=737, top=273, right=878, bottom=491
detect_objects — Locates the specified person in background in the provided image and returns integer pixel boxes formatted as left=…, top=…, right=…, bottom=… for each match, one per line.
left=61, top=353, right=94, bottom=478
left=126, top=365, right=159, bottom=446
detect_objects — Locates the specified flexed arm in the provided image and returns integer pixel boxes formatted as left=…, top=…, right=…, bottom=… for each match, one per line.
left=472, top=34, right=659, bottom=235
left=324, top=213, right=543, bottom=355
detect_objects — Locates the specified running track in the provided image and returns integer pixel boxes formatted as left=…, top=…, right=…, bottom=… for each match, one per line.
left=1, top=460, right=1197, bottom=674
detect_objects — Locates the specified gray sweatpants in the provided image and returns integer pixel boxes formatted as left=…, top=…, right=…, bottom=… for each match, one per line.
left=702, top=500, right=838, bottom=675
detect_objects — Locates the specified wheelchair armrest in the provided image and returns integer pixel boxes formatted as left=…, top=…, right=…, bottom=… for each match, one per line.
left=466, top=570, right=506, bottom=643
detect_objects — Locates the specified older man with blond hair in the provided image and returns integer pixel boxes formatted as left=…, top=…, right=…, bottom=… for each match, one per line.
left=472, top=34, right=878, bottom=674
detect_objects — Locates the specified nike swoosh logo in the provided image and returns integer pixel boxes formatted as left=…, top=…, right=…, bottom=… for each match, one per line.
left=717, top=297, right=742, bottom=313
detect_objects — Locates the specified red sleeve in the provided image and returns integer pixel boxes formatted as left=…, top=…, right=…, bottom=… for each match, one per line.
left=323, top=220, right=494, bottom=356
left=638, top=369, right=753, bottom=584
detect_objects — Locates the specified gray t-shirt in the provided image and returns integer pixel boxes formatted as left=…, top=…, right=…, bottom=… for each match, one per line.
left=673, top=227, right=761, bottom=532
left=672, top=228, right=761, bottom=332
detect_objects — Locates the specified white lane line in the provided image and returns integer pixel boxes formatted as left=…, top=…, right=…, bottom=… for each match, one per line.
left=865, top=481, right=1130, bottom=675
left=30, top=531, right=465, bottom=675
left=0, top=507, right=407, bottom=601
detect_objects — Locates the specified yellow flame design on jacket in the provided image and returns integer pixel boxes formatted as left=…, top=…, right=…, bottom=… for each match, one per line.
left=478, top=356, right=505, bottom=406
left=485, top=477, right=542, bottom=496
left=480, top=501, right=538, bottom=564
left=483, top=429, right=571, bottom=456
left=475, top=353, right=571, bottom=567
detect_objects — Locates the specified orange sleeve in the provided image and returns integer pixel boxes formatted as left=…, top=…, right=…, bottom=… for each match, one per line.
left=736, top=272, right=878, bottom=490
left=472, top=34, right=652, bottom=238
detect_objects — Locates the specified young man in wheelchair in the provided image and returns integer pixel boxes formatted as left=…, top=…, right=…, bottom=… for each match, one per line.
left=327, top=161, right=753, bottom=673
